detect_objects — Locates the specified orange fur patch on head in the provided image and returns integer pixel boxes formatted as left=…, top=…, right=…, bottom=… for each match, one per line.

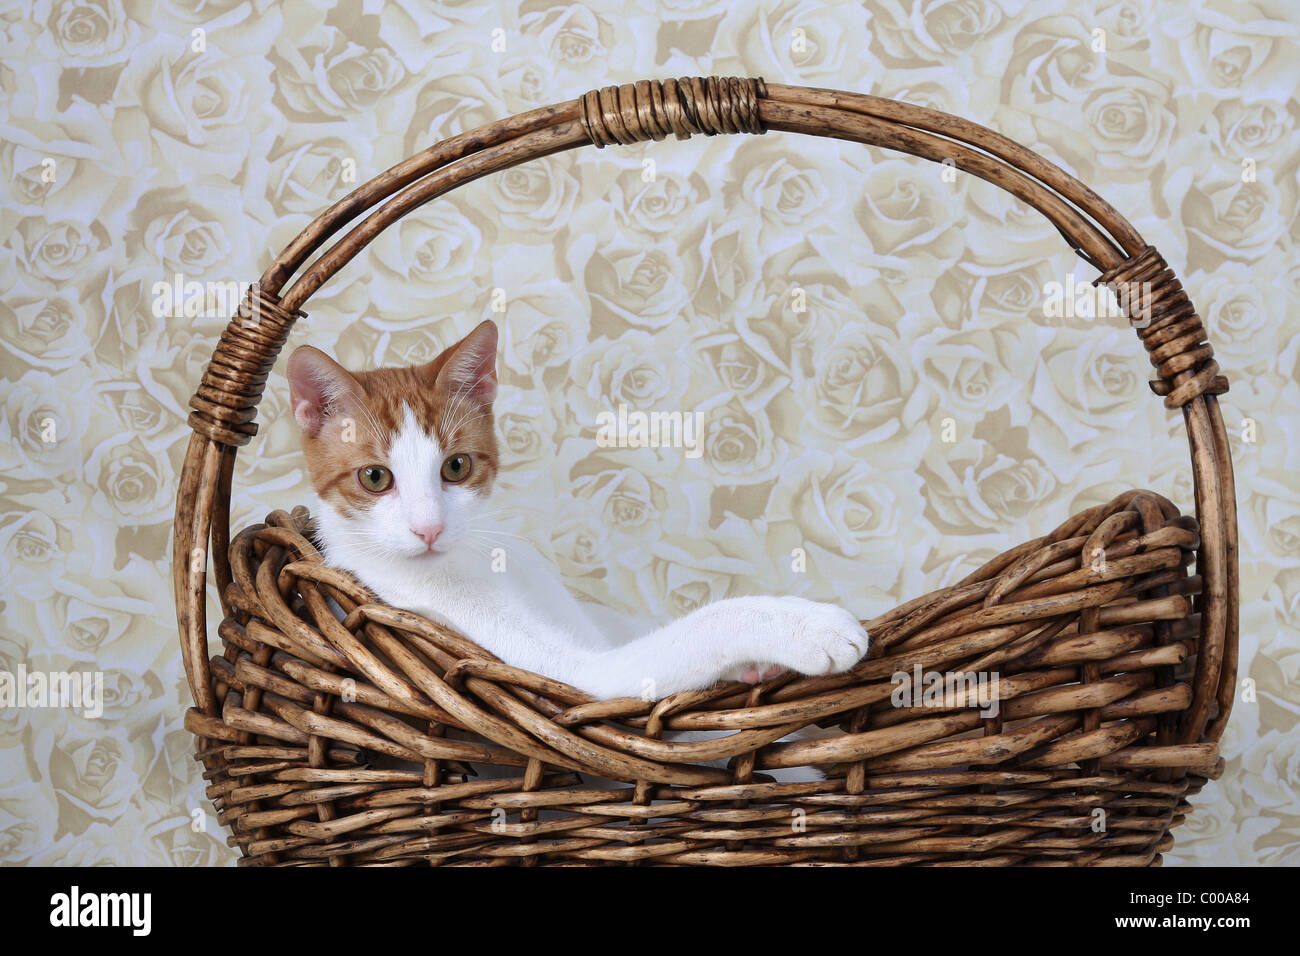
left=291, top=321, right=499, bottom=517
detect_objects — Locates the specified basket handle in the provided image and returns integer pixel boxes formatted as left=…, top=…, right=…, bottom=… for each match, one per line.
left=174, top=77, right=1237, bottom=748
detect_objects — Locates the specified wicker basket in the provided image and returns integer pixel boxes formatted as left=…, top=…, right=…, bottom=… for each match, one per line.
left=174, top=77, right=1238, bottom=866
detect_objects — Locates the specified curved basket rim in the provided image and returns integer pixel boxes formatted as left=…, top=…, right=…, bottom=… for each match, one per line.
left=172, top=76, right=1239, bottom=756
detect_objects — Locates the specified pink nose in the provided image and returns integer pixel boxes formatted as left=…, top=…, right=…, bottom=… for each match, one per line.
left=410, top=521, right=443, bottom=549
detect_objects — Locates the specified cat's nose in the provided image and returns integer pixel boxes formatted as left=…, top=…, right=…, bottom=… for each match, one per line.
left=410, top=521, right=443, bottom=550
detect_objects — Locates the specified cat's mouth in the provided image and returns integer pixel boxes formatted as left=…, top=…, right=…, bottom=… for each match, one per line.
left=406, top=542, right=451, bottom=561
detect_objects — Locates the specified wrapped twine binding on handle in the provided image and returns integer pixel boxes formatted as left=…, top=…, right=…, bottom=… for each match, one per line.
left=175, top=77, right=1238, bottom=866
left=1096, top=246, right=1228, bottom=408
left=579, top=76, right=767, bottom=144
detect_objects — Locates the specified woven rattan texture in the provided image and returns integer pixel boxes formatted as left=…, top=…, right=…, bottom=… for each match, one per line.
left=172, top=78, right=1240, bottom=866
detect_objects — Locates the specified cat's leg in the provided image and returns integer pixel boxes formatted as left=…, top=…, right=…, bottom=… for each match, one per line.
left=567, top=595, right=869, bottom=700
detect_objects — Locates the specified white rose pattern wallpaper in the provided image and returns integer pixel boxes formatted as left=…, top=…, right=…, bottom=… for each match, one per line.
left=0, top=0, right=1297, bottom=866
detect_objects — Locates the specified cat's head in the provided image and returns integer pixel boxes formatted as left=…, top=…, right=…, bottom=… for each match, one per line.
left=286, top=319, right=499, bottom=563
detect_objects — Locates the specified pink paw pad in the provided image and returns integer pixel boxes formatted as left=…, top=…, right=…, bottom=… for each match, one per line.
left=740, top=664, right=784, bottom=684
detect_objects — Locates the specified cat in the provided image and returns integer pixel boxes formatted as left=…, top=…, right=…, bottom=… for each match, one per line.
left=287, top=319, right=871, bottom=705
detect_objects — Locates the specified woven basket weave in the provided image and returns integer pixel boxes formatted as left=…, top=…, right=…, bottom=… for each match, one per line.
left=174, top=77, right=1239, bottom=866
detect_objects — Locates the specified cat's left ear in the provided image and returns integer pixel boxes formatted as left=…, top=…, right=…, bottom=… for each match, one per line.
left=433, top=319, right=497, bottom=405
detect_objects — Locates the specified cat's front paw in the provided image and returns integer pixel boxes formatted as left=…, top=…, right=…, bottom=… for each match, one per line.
left=737, top=663, right=784, bottom=684
left=723, top=598, right=870, bottom=683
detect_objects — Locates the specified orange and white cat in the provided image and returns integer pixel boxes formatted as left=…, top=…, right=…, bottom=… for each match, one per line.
left=287, top=319, right=870, bottom=701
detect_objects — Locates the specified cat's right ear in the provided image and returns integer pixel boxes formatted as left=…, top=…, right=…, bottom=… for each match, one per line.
left=287, top=346, right=363, bottom=440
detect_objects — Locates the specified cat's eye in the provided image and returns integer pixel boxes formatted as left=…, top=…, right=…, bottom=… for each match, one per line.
left=441, top=454, right=472, bottom=483
left=357, top=465, right=393, bottom=493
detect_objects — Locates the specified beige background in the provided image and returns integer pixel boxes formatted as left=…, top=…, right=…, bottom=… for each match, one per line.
left=1, top=0, right=1297, bottom=866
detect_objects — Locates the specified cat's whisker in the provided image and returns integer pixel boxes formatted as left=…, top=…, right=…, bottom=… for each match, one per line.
left=445, top=384, right=477, bottom=430
left=441, top=369, right=496, bottom=438
left=355, top=404, right=388, bottom=446
left=444, top=400, right=491, bottom=443
left=446, top=410, right=493, bottom=440
left=329, top=381, right=388, bottom=448
left=441, top=371, right=479, bottom=433
left=468, top=528, right=532, bottom=542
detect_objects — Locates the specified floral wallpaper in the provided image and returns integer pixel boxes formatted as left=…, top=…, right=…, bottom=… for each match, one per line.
left=1, top=0, right=1297, bottom=867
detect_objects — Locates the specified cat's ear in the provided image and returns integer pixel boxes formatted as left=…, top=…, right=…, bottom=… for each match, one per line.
left=287, top=345, right=365, bottom=439
left=433, top=319, right=497, bottom=405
